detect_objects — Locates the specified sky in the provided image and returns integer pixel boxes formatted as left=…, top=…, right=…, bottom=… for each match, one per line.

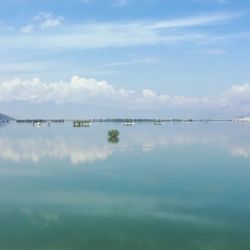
left=0, top=0, right=250, bottom=119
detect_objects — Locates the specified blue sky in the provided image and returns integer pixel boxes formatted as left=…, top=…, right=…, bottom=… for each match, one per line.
left=1, top=0, right=250, bottom=118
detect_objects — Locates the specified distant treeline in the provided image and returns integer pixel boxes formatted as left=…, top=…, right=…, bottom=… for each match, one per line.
left=14, top=118, right=232, bottom=123
left=16, top=119, right=65, bottom=123
left=79, top=118, right=186, bottom=122
left=79, top=118, right=232, bottom=122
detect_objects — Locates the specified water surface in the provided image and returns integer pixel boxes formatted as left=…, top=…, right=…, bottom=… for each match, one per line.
left=0, top=122, right=250, bottom=250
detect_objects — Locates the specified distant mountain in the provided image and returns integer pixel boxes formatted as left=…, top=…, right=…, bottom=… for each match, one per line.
left=0, top=113, right=15, bottom=120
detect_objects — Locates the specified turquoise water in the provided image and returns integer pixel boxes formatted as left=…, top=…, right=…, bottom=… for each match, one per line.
left=0, top=122, right=250, bottom=250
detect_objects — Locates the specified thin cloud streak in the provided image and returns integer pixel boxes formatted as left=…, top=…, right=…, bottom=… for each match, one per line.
left=0, top=12, right=240, bottom=50
left=86, top=58, right=157, bottom=70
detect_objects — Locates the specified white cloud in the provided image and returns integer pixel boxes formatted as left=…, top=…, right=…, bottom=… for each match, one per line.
left=143, top=89, right=157, bottom=99
left=13, top=12, right=237, bottom=48
left=33, top=12, right=52, bottom=22
left=21, top=12, right=63, bottom=33
left=20, top=25, right=34, bottom=33
left=40, top=17, right=63, bottom=29
left=1, top=75, right=250, bottom=114
left=0, top=76, right=134, bottom=104
left=34, top=13, right=64, bottom=28
left=228, top=83, right=250, bottom=96
left=148, top=12, right=237, bottom=29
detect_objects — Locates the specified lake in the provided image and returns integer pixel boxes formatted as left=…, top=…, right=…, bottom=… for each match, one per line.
left=0, top=121, right=250, bottom=250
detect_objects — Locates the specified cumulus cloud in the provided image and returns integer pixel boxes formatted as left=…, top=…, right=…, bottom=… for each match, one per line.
left=143, top=89, right=157, bottom=99
left=0, top=75, right=206, bottom=108
left=228, top=83, right=250, bottom=96
left=0, top=76, right=136, bottom=105
left=1, top=75, right=250, bottom=114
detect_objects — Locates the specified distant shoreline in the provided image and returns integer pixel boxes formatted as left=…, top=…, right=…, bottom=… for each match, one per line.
left=2, top=117, right=250, bottom=124
left=14, top=118, right=234, bottom=123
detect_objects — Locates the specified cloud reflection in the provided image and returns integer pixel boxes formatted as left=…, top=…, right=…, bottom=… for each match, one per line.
left=0, top=123, right=250, bottom=166
left=0, top=137, right=112, bottom=164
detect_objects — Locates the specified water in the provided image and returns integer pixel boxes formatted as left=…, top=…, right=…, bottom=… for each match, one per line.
left=0, top=122, right=250, bottom=250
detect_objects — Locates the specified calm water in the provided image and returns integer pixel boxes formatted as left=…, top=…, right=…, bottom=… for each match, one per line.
left=0, top=122, right=250, bottom=250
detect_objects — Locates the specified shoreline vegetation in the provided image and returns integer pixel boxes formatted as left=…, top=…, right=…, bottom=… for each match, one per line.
left=1, top=118, right=250, bottom=125
left=1, top=112, right=250, bottom=124
left=14, top=118, right=234, bottom=123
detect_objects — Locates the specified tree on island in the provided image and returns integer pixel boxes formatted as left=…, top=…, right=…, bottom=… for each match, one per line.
left=108, top=130, right=120, bottom=144
left=108, top=129, right=119, bottom=137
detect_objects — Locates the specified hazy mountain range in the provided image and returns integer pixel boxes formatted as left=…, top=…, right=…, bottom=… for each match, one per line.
left=0, top=113, right=14, bottom=121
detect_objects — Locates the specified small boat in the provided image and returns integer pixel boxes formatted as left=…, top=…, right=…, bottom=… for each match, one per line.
left=124, top=122, right=135, bottom=126
left=73, top=120, right=91, bottom=127
left=33, top=122, right=42, bottom=127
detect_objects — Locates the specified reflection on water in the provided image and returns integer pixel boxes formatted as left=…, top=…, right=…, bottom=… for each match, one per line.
left=0, top=122, right=250, bottom=249
left=0, top=122, right=250, bottom=165
left=108, top=136, right=119, bottom=144
left=0, top=136, right=112, bottom=164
